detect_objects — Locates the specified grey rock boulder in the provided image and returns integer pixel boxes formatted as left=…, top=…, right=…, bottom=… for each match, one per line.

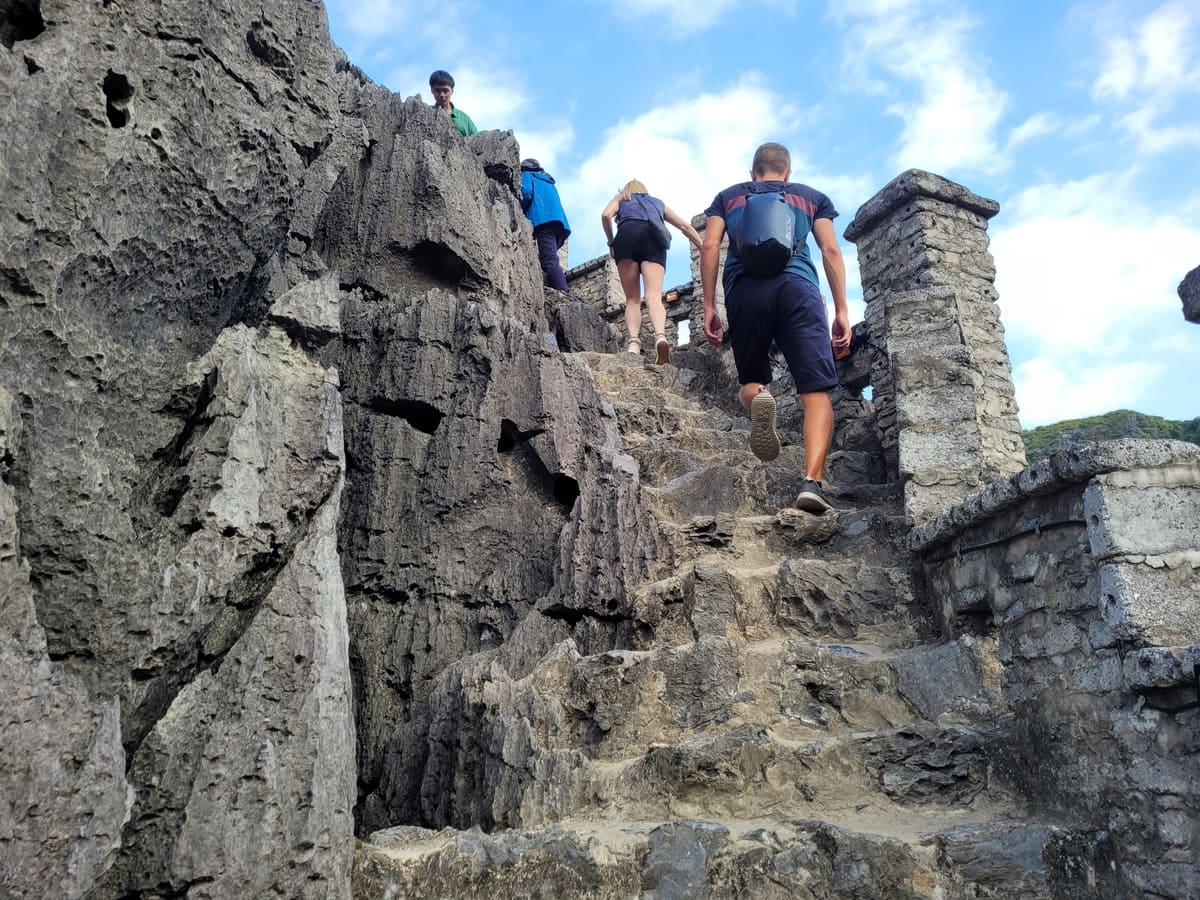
left=1180, top=264, right=1200, bottom=323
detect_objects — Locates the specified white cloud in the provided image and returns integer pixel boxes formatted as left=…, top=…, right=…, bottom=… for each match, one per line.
left=1116, top=107, right=1200, bottom=155
left=606, top=0, right=798, bottom=36
left=833, top=0, right=1008, bottom=175
left=558, top=74, right=872, bottom=303
left=1007, top=113, right=1061, bottom=149
left=1013, top=357, right=1161, bottom=427
left=1092, top=1, right=1200, bottom=100
left=329, top=0, right=472, bottom=62
left=1088, top=1, right=1200, bottom=153
left=991, top=171, right=1200, bottom=425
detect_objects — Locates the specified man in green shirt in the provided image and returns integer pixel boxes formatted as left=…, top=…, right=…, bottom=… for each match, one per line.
left=428, top=70, right=478, bottom=136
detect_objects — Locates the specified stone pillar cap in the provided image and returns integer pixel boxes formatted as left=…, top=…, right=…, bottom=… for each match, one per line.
left=844, top=169, right=999, bottom=243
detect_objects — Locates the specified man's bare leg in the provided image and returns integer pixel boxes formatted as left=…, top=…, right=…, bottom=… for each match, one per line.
left=798, top=390, right=834, bottom=481
left=793, top=390, right=835, bottom=513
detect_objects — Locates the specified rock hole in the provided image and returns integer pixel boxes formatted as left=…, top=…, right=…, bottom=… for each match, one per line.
left=368, top=397, right=444, bottom=434
left=24, top=55, right=41, bottom=74
left=1, top=0, right=44, bottom=49
left=497, top=419, right=545, bottom=453
left=410, top=240, right=469, bottom=284
left=102, top=70, right=133, bottom=128
left=553, top=474, right=580, bottom=510
left=150, top=127, right=162, bottom=139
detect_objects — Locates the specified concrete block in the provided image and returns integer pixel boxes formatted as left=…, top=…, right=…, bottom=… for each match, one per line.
left=898, top=426, right=983, bottom=477
left=1084, top=472, right=1200, bottom=559
left=1100, top=562, right=1200, bottom=646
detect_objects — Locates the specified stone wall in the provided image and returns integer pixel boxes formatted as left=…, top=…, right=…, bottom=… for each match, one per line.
left=844, top=170, right=1026, bottom=524
left=911, top=440, right=1200, bottom=898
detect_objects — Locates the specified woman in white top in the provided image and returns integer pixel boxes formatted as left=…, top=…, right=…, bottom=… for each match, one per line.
left=602, top=179, right=702, bottom=364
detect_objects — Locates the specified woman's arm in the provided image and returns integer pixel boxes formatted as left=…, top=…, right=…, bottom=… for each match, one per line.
left=601, top=196, right=621, bottom=253
left=664, top=204, right=703, bottom=249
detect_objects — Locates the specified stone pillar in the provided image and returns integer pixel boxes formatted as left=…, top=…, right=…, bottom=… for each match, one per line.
left=844, top=169, right=1026, bottom=523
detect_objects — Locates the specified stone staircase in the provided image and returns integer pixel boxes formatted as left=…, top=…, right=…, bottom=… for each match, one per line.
left=353, top=350, right=1118, bottom=898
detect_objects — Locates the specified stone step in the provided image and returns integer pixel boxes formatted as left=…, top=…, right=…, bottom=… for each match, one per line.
left=355, top=816, right=1117, bottom=899
left=487, top=632, right=1002, bottom=776
left=656, top=499, right=912, bottom=572
left=572, top=721, right=1004, bottom=824
left=637, top=555, right=929, bottom=650
left=609, top=398, right=737, bottom=445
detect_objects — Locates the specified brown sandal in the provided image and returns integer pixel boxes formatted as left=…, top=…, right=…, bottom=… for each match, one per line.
left=654, top=333, right=670, bottom=365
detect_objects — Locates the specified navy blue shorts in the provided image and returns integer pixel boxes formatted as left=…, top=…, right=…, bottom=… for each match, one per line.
left=725, top=274, right=836, bottom=392
left=612, top=220, right=667, bottom=268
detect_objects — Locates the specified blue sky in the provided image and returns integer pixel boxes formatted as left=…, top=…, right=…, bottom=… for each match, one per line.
left=324, top=0, right=1200, bottom=428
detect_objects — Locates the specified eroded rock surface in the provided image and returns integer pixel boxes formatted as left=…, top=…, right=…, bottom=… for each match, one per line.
left=1181, top=264, right=1200, bottom=324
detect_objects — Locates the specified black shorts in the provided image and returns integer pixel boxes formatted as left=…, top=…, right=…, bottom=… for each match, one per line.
left=612, top=220, right=667, bottom=268
left=725, top=274, right=836, bottom=392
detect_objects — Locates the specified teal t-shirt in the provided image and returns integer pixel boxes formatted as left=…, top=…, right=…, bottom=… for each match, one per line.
left=450, top=106, right=477, bottom=136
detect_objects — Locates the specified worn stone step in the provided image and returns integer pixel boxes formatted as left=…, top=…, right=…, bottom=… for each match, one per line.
left=355, top=816, right=1117, bottom=899
left=637, top=555, right=929, bottom=649
left=609, top=398, right=737, bottom=444
left=659, top=498, right=912, bottom=571
left=571, top=721, right=1004, bottom=825
left=492, top=632, right=1003, bottom=775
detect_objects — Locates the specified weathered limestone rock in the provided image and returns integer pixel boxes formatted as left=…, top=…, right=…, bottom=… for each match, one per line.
left=0, top=388, right=133, bottom=899
left=93, top=325, right=355, bottom=897
left=312, top=95, right=545, bottom=325
left=1, top=1, right=362, bottom=894
left=335, top=287, right=665, bottom=833
left=1180, top=264, right=1200, bottom=323
left=844, top=170, right=1026, bottom=524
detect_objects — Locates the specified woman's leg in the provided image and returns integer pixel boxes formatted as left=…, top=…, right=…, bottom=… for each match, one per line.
left=617, top=258, right=644, bottom=343
left=640, top=262, right=668, bottom=336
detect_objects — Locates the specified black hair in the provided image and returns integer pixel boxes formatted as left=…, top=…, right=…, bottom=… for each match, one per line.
left=428, top=69, right=455, bottom=88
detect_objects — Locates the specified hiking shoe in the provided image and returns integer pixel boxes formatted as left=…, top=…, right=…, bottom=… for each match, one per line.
left=655, top=333, right=670, bottom=366
left=795, top=478, right=833, bottom=514
left=748, top=389, right=781, bottom=461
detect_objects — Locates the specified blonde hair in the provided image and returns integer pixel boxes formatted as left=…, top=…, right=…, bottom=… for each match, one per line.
left=618, top=179, right=648, bottom=202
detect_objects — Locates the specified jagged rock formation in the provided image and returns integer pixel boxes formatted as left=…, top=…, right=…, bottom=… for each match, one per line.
left=2, top=1, right=1197, bottom=898
left=1181, top=264, right=1200, bottom=324
left=1, top=1, right=357, bottom=895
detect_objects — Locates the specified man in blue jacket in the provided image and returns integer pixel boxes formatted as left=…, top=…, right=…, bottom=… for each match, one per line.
left=520, top=159, right=571, bottom=293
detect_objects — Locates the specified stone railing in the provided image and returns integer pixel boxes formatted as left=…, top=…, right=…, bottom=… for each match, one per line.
left=911, top=439, right=1200, bottom=897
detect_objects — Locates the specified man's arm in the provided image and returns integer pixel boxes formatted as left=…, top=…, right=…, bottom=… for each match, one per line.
left=700, top=216, right=725, bottom=346
left=812, top=217, right=850, bottom=349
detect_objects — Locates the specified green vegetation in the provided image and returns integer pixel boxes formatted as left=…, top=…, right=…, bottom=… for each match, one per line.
left=1022, top=410, right=1200, bottom=462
